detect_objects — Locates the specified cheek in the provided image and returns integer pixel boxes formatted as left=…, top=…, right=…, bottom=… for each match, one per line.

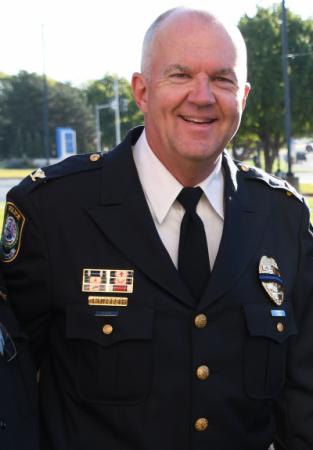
left=152, top=84, right=187, bottom=111
left=221, top=95, right=243, bottom=119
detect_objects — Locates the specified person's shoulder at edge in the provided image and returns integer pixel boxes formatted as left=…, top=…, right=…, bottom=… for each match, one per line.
left=9, top=151, right=106, bottom=197
left=228, top=153, right=304, bottom=205
left=9, top=126, right=143, bottom=198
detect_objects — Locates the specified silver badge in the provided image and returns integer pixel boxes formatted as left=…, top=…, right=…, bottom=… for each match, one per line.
left=259, top=256, right=284, bottom=306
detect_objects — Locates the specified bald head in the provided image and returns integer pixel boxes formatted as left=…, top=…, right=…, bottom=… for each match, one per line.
left=141, top=7, right=248, bottom=85
left=132, top=6, right=250, bottom=185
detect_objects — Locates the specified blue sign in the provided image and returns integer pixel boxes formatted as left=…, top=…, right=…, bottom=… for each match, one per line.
left=56, top=127, right=77, bottom=160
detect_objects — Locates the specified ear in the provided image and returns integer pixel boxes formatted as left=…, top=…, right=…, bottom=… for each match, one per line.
left=131, top=72, right=148, bottom=113
left=241, top=82, right=251, bottom=111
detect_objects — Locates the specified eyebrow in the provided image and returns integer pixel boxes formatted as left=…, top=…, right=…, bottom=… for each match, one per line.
left=163, top=64, right=191, bottom=76
left=163, top=65, right=239, bottom=83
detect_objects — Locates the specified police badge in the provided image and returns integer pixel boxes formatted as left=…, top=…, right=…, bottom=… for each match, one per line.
left=1, top=202, right=25, bottom=263
left=259, top=256, right=284, bottom=306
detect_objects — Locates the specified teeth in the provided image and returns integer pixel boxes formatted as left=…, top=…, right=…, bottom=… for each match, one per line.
left=182, top=116, right=214, bottom=124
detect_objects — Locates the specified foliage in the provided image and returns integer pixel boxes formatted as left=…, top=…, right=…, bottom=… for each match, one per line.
left=0, top=71, right=143, bottom=159
left=85, top=74, right=143, bottom=150
left=0, top=71, right=95, bottom=159
left=237, top=6, right=313, bottom=173
left=48, top=81, right=95, bottom=156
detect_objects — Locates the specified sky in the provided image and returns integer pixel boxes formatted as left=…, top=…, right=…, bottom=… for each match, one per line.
left=0, top=0, right=312, bottom=86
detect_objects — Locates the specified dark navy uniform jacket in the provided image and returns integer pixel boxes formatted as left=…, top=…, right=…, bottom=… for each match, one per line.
left=0, top=269, right=39, bottom=450
left=1, top=126, right=313, bottom=450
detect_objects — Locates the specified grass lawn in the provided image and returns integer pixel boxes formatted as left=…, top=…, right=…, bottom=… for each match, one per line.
left=301, top=184, right=313, bottom=195
left=0, top=169, right=33, bottom=179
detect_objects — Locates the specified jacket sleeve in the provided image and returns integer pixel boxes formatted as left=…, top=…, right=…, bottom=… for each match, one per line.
left=274, top=202, right=313, bottom=449
left=1, top=184, right=53, bottom=368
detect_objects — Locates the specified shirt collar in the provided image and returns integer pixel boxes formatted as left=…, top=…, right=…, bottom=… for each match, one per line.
left=198, top=157, right=224, bottom=220
left=132, top=129, right=224, bottom=224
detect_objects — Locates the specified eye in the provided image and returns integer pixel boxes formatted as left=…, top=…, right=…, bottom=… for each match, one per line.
left=215, top=76, right=234, bottom=84
left=170, top=73, right=191, bottom=80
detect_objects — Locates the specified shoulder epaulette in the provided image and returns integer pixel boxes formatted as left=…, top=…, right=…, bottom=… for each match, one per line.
left=17, top=152, right=104, bottom=193
left=236, top=162, right=304, bottom=203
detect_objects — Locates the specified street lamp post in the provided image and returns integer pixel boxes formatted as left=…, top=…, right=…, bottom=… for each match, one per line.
left=95, top=78, right=121, bottom=152
left=281, top=0, right=299, bottom=189
left=281, top=0, right=293, bottom=177
left=95, top=103, right=110, bottom=153
left=41, top=24, right=50, bottom=165
left=113, top=78, right=121, bottom=145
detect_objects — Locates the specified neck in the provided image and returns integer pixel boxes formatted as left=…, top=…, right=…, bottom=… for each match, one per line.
left=158, top=154, right=221, bottom=187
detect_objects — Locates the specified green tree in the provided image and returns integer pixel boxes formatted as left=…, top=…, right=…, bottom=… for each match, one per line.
left=0, top=71, right=95, bottom=160
left=86, top=74, right=143, bottom=150
left=48, top=81, right=95, bottom=156
left=237, top=6, right=313, bottom=173
left=0, top=71, right=44, bottom=159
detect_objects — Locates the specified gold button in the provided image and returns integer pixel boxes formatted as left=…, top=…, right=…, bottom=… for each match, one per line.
left=102, top=324, right=113, bottom=335
left=241, top=164, right=249, bottom=172
left=276, top=322, right=284, bottom=333
left=90, top=153, right=101, bottom=162
left=194, top=314, right=207, bottom=329
left=194, top=417, right=208, bottom=432
left=286, top=191, right=293, bottom=197
left=196, top=365, right=210, bottom=380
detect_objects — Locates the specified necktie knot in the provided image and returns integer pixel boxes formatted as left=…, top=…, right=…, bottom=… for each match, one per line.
left=177, top=187, right=203, bottom=214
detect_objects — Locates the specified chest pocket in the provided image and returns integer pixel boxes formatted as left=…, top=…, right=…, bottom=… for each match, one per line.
left=66, top=305, right=154, bottom=404
left=243, top=302, right=297, bottom=399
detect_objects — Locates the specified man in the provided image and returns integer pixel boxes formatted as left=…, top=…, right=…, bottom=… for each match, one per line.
left=0, top=269, right=39, bottom=450
left=1, top=7, right=313, bottom=450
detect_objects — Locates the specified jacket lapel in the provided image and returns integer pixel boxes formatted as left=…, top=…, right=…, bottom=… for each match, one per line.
left=86, top=128, right=194, bottom=307
left=199, top=153, right=270, bottom=309
left=87, top=128, right=269, bottom=310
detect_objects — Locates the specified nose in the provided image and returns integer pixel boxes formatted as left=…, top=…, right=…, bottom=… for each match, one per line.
left=188, top=75, right=216, bottom=106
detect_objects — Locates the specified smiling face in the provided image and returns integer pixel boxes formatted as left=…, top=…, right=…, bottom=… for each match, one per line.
left=132, top=11, right=250, bottom=185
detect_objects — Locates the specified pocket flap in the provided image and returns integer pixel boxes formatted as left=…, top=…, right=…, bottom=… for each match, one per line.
left=66, top=305, right=154, bottom=347
left=243, top=302, right=297, bottom=344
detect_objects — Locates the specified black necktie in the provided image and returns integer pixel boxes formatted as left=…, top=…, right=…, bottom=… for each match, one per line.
left=177, top=187, right=210, bottom=301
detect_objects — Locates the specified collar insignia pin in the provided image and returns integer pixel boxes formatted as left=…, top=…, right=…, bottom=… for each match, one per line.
left=30, top=168, right=46, bottom=182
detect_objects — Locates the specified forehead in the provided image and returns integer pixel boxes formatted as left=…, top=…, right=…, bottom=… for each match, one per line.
left=151, top=14, right=240, bottom=72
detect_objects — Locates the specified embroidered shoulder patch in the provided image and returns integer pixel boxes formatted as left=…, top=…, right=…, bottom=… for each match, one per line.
left=1, top=202, right=25, bottom=263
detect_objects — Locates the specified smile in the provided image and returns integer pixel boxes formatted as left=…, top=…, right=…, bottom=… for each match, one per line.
left=180, top=115, right=217, bottom=124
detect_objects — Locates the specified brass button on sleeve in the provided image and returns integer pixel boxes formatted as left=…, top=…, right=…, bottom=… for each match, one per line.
left=194, top=417, right=208, bottom=432
left=90, top=153, right=101, bottom=162
left=196, top=365, right=210, bottom=380
left=102, top=324, right=113, bottom=335
left=276, top=322, right=284, bottom=333
left=194, top=314, right=207, bottom=329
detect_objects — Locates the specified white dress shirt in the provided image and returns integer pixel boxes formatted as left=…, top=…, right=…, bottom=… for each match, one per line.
left=132, top=130, right=224, bottom=270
